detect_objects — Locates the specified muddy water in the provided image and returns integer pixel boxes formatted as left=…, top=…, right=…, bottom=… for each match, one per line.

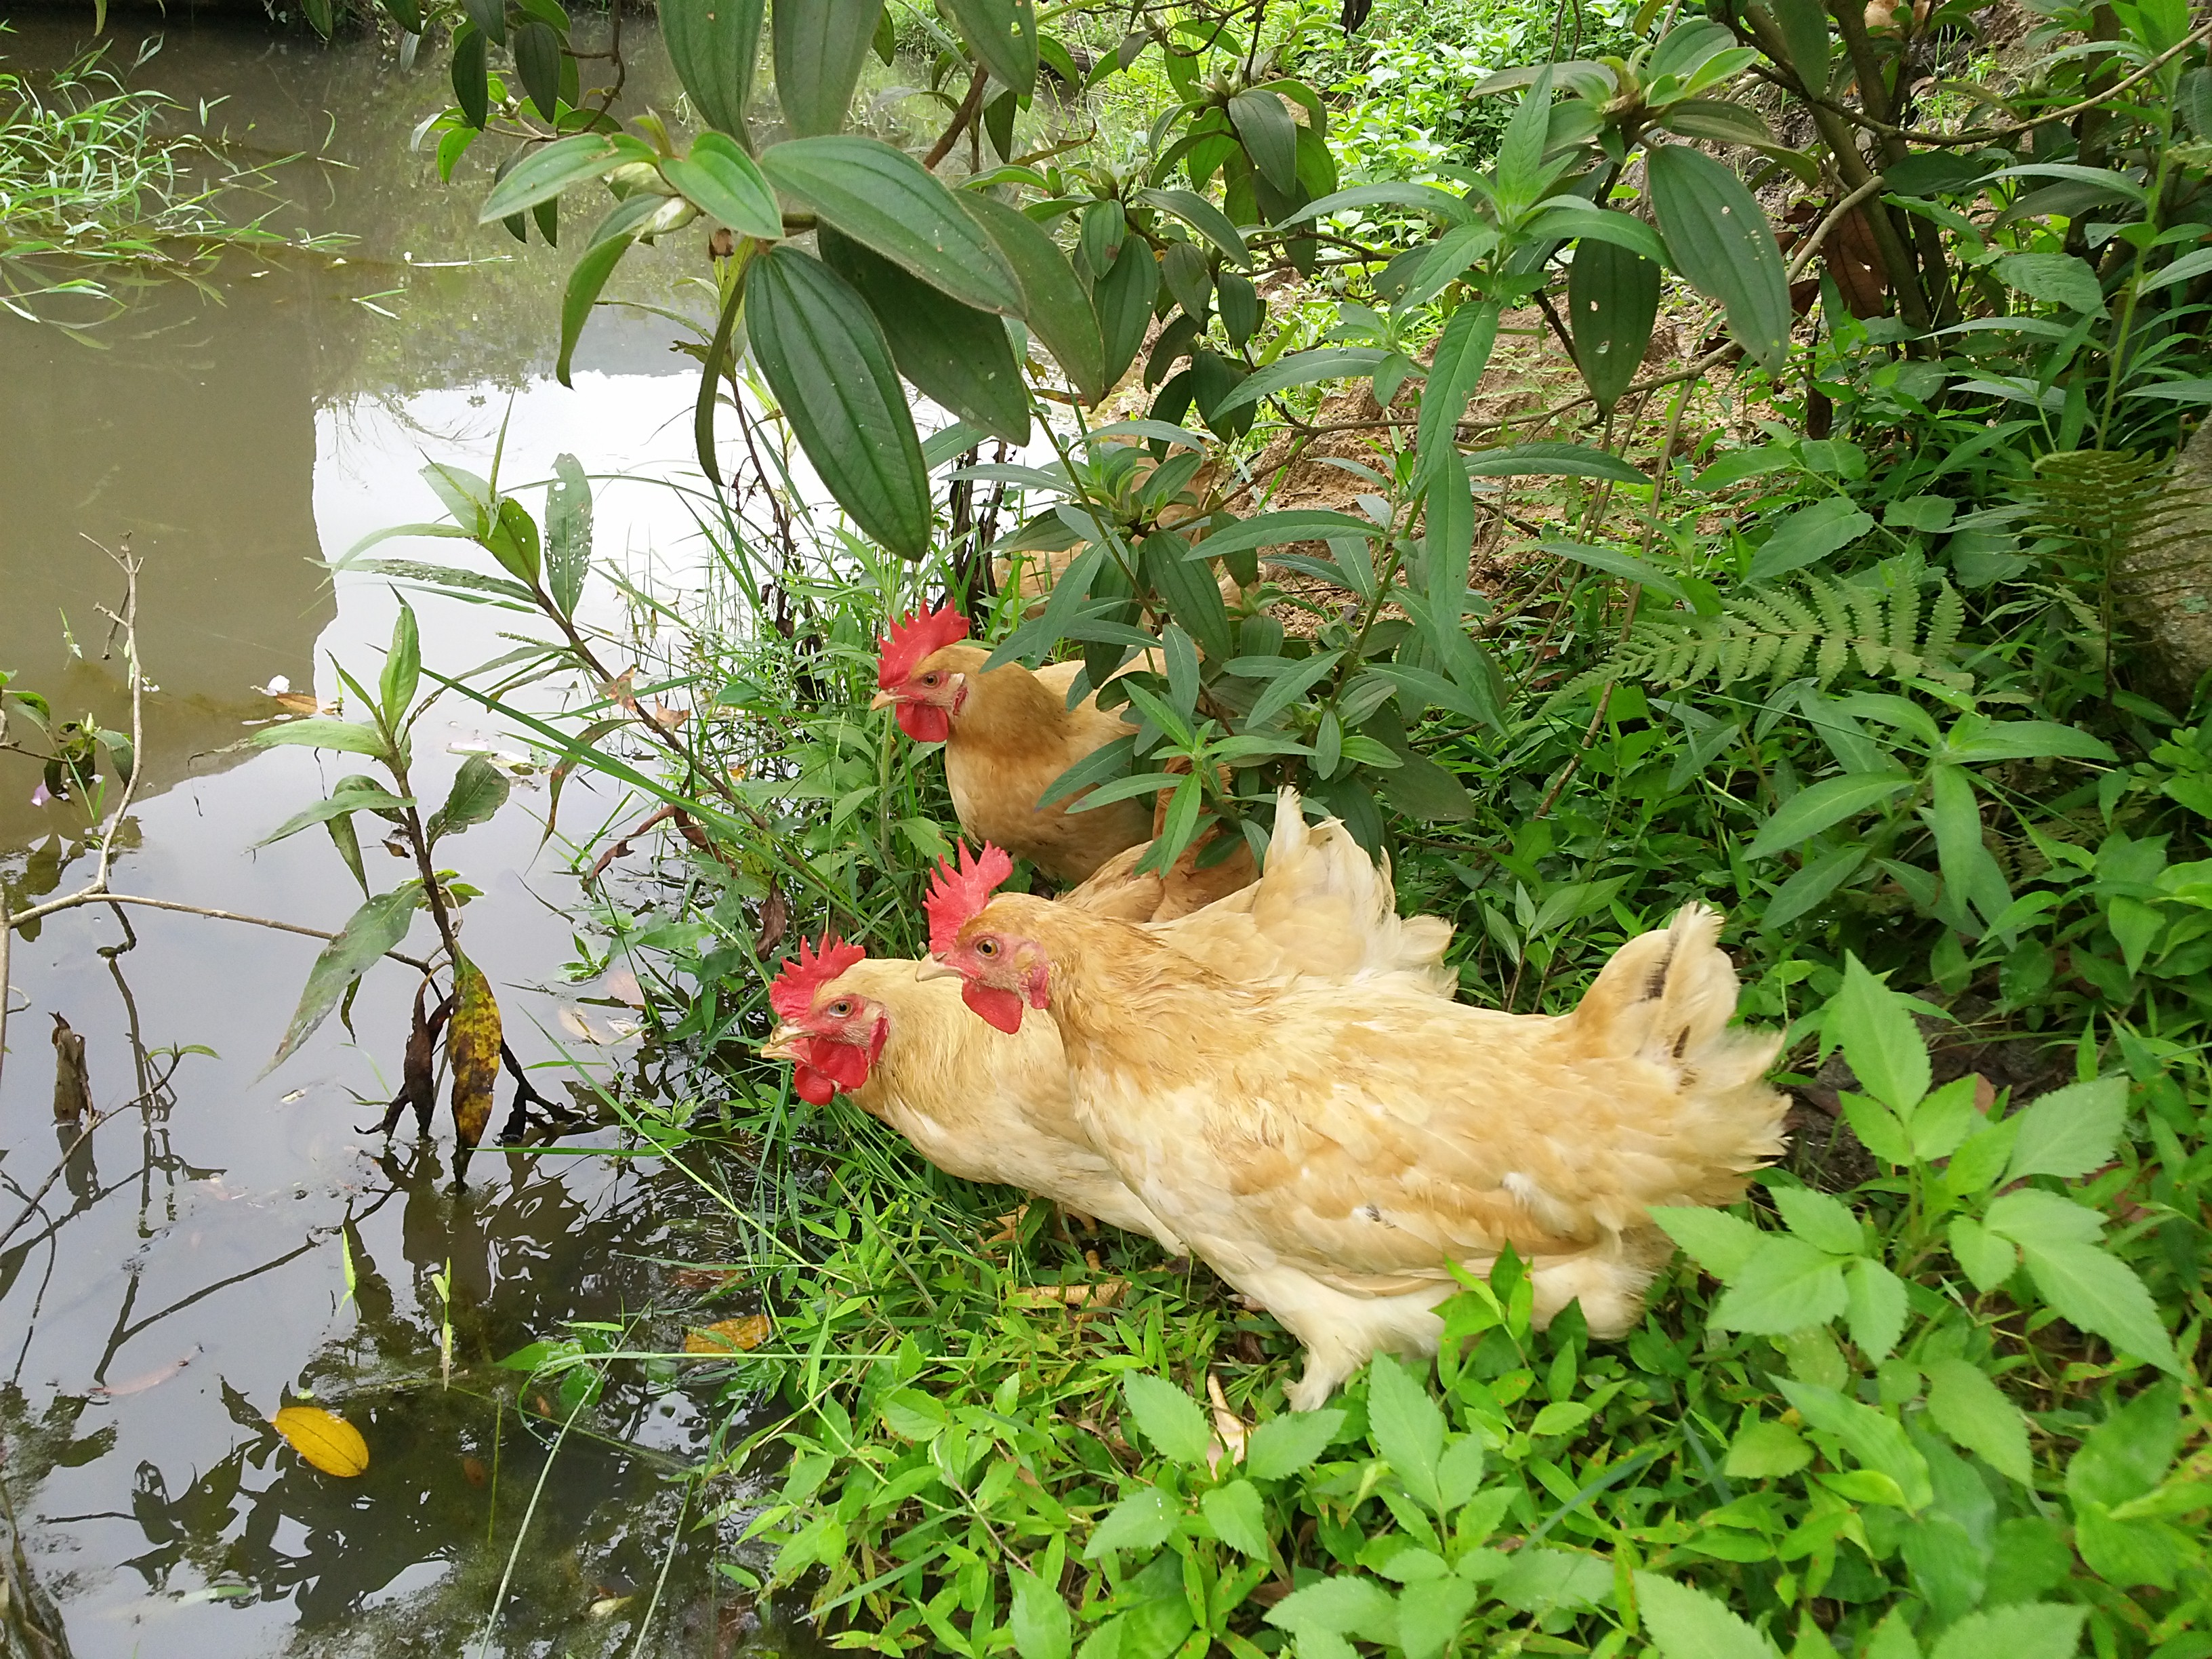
left=0, top=16, right=842, bottom=1655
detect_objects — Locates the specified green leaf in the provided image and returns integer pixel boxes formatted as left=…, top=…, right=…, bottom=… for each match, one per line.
left=1746, top=497, right=1875, bottom=583
left=1746, top=773, right=1913, bottom=860
left=462, top=0, right=506, bottom=45
left=1947, top=1215, right=2020, bottom=1292
left=1094, top=239, right=1158, bottom=388
left=250, top=718, right=392, bottom=759
left=1209, top=347, right=1388, bottom=415
left=513, top=20, right=562, bottom=119
left=1929, top=1605, right=2086, bottom=1659
left=1659, top=98, right=1780, bottom=146
left=1398, top=1579, right=1479, bottom=1659
left=743, top=243, right=930, bottom=557
left=1136, top=187, right=1250, bottom=266
left=772, top=0, right=884, bottom=135
left=1710, top=1237, right=1849, bottom=1333
left=1994, top=252, right=2105, bottom=315
left=1008, top=1565, right=1072, bottom=1659
left=557, top=232, right=635, bottom=387
left=265, top=885, right=422, bottom=1073
left=546, top=453, right=592, bottom=618
left=486, top=496, right=543, bottom=586
left=1776, top=1378, right=1933, bottom=1510
left=1845, top=1258, right=1907, bottom=1362
left=2017, top=1240, right=2180, bottom=1374
left=1266, top=1575, right=1399, bottom=1644
left=661, top=0, right=767, bottom=137
left=1924, top=1357, right=2032, bottom=1484
left=1122, top=1372, right=1214, bottom=1466
left=2067, top=1379, right=2180, bottom=1507
left=1631, top=1572, right=1783, bottom=1659
left=1201, top=1479, right=1270, bottom=1556
left=1367, top=1355, right=1446, bottom=1511
left=762, top=136, right=1022, bottom=314
left=1200, top=510, right=1376, bottom=559
left=452, top=26, right=490, bottom=128
left=878, top=1388, right=947, bottom=1438
left=253, top=785, right=415, bottom=848
left=819, top=227, right=1029, bottom=442
left=943, top=0, right=1037, bottom=94
left=381, top=601, right=422, bottom=724
left=1771, top=1187, right=1860, bottom=1254
left=957, top=191, right=1108, bottom=403
left=1725, top=1418, right=1811, bottom=1479
left=1465, top=441, right=1645, bottom=483
left=1085, top=1484, right=1176, bottom=1557
left=478, top=134, right=640, bottom=224
left=1416, top=301, right=1500, bottom=483
left=1139, top=531, right=1231, bottom=663
left=1829, top=954, right=1932, bottom=1113
left=1229, top=88, right=1298, bottom=194
left=1650, top=1206, right=1767, bottom=1277
left=427, top=754, right=512, bottom=844
left=1243, top=1409, right=1345, bottom=1480
left=2004, top=1076, right=2127, bottom=1182
left=1759, top=0, right=1831, bottom=91
left=1647, top=142, right=1790, bottom=372
left=661, top=132, right=784, bottom=239
left=1530, top=201, right=1672, bottom=264
left=1567, top=239, right=1660, bottom=413
left=1244, top=650, right=1343, bottom=729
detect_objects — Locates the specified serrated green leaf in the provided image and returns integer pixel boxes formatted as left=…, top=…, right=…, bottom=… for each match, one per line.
left=1202, top=1479, right=1270, bottom=1556
left=1632, top=1572, right=1783, bottom=1659
left=2005, top=1076, right=2127, bottom=1182
left=1828, top=954, right=1932, bottom=1111
left=1650, top=1205, right=1767, bottom=1277
left=1243, top=1409, right=1345, bottom=1480
left=1121, top=1372, right=1214, bottom=1465
left=1924, top=1357, right=2032, bottom=1484
left=1711, top=1236, right=1849, bottom=1333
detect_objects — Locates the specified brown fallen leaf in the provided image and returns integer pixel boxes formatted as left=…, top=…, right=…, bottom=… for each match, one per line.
left=51, top=1012, right=91, bottom=1122
left=1206, top=1372, right=1249, bottom=1473
left=1008, top=1280, right=1127, bottom=1311
left=462, top=1455, right=489, bottom=1487
left=668, top=1266, right=745, bottom=1291
left=602, top=968, right=645, bottom=1007
left=685, top=1315, right=771, bottom=1354
left=273, top=1405, right=370, bottom=1477
left=271, top=691, right=334, bottom=716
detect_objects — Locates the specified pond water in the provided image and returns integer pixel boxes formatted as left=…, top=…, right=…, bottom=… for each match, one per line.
left=0, top=14, right=919, bottom=1654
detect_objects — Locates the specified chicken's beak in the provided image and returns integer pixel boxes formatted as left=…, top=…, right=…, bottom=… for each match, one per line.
left=867, top=689, right=897, bottom=711
left=760, top=1026, right=802, bottom=1061
left=914, top=958, right=961, bottom=982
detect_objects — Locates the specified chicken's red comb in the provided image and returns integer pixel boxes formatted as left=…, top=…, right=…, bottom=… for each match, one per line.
left=877, top=603, right=970, bottom=689
left=769, top=933, right=867, bottom=1024
left=925, top=843, right=1014, bottom=956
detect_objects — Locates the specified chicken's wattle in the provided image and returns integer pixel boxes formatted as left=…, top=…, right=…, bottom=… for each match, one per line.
left=791, top=1034, right=873, bottom=1100
left=895, top=703, right=951, bottom=743
left=960, top=979, right=1026, bottom=1033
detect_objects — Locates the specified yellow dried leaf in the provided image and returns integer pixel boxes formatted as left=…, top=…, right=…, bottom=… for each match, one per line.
left=272, top=1405, right=369, bottom=1477
left=447, top=952, right=501, bottom=1149
left=1008, top=1279, right=1127, bottom=1311
left=684, top=1315, right=771, bottom=1353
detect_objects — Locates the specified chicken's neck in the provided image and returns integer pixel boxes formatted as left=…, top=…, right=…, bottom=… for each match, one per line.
left=939, top=649, right=1077, bottom=755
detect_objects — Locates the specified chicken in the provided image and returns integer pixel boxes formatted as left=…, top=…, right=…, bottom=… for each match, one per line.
left=922, top=792, right=1789, bottom=1410
left=760, top=801, right=1456, bottom=1253
left=868, top=603, right=1153, bottom=883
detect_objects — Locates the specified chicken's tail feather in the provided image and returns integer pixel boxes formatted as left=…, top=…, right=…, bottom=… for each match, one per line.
left=1246, top=789, right=1457, bottom=994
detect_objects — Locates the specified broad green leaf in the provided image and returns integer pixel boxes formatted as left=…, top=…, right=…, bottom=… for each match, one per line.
left=1229, top=88, right=1298, bottom=193
left=772, top=0, right=883, bottom=135
left=1094, top=239, right=1158, bottom=387
left=1631, top=1572, right=1783, bottom=1659
left=819, top=227, right=1029, bottom=442
left=1929, top=1605, right=2086, bottom=1659
left=1948, top=1215, right=2019, bottom=1291
left=1845, top=1258, right=1907, bottom=1361
left=1725, top=1418, right=1811, bottom=1479
left=250, top=718, right=392, bottom=759
left=957, top=191, right=1108, bottom=403
left=1201, top=1479, right=1270, bottom=1556
left=1084, top=1483, right=1176, bottom=1557
left=1776, top=1378, right=1933, bottom=1510
left=381, top=600, right=422, bottom=724
left=427, top=754, right=512, bottom=844
left=1209, top=347, right=1389, bottom=415
left=1994, top=252, right=2105, bottom=314
left=1746, top=772, right=1913, bottom=860
left=1008, top=1565, right=1072, bottom=1659
left=2066, top=1379, right=2180, bottom=1507
left=1416, top=301, right=1500, bottom=483
left=1710, top=1236, right=1849, bottom=1332
left=452, top=26, right=489, bottom=128
left=1198, top=510, right=1376, bottom=559
left=762, top=137, right=1022, bottom=314
left=265, top=885, right=422, bottom=1073
left=477, top=134, right=644, bottom=224
left=1494, top=1547, right=1612, bottom=1615
left=1136, top=187, right=1250, bottom=265
left=557, top=232, right=635, bottom=386
left=2005, top=1076, right=2127, bottom=1182
left=1243, top=1409, right=1346, bottom=1480
left=1650, top=1206, right=1766, bottom=1277
left=1830, top=954, right=1932, bottom=1112
left=1464, top=441, right=1645, bottom=482
left=546, top=453, right=592, bottom=618
left=512, top=20, right=561, bottom=119
left=1773, top=1187, right=1860, bottom=1254
left=1759, top=0, right=1831, bottom=91
left=1284, top=181, right=1473, bottom=224
left=1567, top=239, right=1659, bottom=412
left=1366, top=1355, right=1446, bottom=1511
left=1139, top=531, right=1231, bottom=663
left=1265, top=1574, right=1399, bottom=1643
left=485, top=497, right=543, bottom=586
left=253, top=785, right=414, bottom=848
left=944, top=0, right=1038, bottom=95
left=1659, top=97, right=1780, bottom=146
left=878, top=1388, right=947, bottom=1438
left=1647, top=142, right=1790, bottom=371
left=661, top=0, right=767, bottom=137
left=1746, top=497, right=1875, bottom=583
left=1530, top=201, right=1671, bottom=264
left=1396, top=1578, right=1479, bottom=1659
left=743, top=244, right=930, bottom=557
left=2018, top=1240, right=2179, bottom=1374
left=1121, top=1372, right=1214, bottom=1465
left=1924, top=1357, right=2032, bottom=1484
left=661, top=133, right=783, bottom=239
left=1984, top=1187, right=2104, bottom=1249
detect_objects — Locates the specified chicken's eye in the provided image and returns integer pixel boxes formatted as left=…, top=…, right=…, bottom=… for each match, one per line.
left=920, top=673, right=940, bottom=687
left=974, top=938, right=998, bottom=958
left=828, top=1000, right=852, bottom=1018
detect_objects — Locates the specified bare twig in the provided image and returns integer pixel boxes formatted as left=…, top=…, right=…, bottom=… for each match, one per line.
left=924, top=68, right=991, bottom=169
left=7, top=893, right=432, bottom=972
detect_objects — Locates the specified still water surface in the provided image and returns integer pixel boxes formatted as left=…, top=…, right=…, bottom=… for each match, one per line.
left=0, top=16, right=831, bottom=1654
